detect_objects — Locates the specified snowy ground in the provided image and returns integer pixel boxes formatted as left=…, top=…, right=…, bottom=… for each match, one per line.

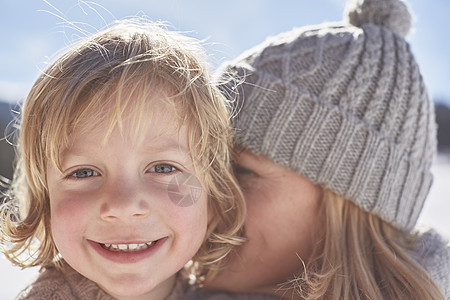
left=1, top=157, right=449, bottom=298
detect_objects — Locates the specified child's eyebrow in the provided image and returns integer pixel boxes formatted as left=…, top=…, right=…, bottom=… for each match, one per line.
left=140, top=136, right=190, bottom=154
left=63, top=142, right=190, bottom=157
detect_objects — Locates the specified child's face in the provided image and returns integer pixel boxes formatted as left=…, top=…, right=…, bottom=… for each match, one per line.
left=46, top=97, right=208, bottom=299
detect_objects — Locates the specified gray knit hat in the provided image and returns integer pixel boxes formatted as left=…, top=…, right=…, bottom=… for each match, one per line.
left=219, top=0, right=437, bottom=231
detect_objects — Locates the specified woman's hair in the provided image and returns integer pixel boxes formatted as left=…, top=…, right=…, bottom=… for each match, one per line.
left=290, top=189, right=444, bottom=299
left=0, top=19, right=245, bottom=282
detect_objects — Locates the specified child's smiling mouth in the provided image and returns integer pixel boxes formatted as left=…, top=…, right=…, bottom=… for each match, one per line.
left=100, top=242, right=157, bottom=252
left=88, top=238, right=168, bottom=263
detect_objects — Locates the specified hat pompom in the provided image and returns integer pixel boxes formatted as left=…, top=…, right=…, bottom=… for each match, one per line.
left=345, top=0, right=412, bottom=37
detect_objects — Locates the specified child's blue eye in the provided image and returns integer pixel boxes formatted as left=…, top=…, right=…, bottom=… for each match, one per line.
left=149, top=164, right=178, bottom=174
left=70, top=168, right=99, bottom=179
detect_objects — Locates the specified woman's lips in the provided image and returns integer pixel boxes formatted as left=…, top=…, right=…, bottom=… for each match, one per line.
left=88, top=238, right=167, bottom=264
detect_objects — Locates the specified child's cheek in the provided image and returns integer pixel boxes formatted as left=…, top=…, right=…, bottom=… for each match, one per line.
left=166, top=173, right=203, bottom=207
left=50, top=185, right=97, bottom=216
left=49, top=190, right=96, bottom=243
left=143, top=179, right=208, bottom=236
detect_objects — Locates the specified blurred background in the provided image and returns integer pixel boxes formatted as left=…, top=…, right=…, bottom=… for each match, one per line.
left=1, top=0, right=449, bottom=298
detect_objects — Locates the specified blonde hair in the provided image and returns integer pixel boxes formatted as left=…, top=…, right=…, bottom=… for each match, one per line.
left=289, top=189, right=444, bottom=299
left=0, top=19, right=245, bottom=283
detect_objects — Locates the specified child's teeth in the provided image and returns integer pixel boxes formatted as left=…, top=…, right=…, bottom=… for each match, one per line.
left=101, top=242, right=157, bottom=252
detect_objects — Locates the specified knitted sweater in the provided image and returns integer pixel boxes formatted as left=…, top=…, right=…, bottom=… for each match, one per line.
left=15, top=229, right=449, bottom=299
left=14, top=265, right=275, bottom=300
left=412, top=228, right=450, bottom=299
left=16, top=266, right=190, bottom=300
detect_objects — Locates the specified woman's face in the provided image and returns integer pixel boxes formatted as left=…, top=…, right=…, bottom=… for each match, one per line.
left=207, top=150, right=322, bottom=296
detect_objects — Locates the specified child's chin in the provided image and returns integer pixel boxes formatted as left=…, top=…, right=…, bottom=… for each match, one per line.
left=100, top=282, right=151, bottom=298
left=100, top=278, right=170, bottom=299
left=107, top=289, right=145, bottom=298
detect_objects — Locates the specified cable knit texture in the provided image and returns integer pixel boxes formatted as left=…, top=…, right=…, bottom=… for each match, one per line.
left=185, top=290, right=279, bottom=300
left=219, top=0, right=436, bottom=232
left=345, top=0, right=412, bottom=36
left=14, top=264, right=281, bottom=300
left=16, top=264, right=190, bottom=300
left=413, top=228, right=450, bottom=299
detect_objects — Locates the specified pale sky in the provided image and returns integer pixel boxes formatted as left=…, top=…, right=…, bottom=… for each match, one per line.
left=0, top=0, right=449, bottom=104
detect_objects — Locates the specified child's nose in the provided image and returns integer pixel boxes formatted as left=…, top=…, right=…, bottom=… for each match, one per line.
left=99, top=178, right=151, bottom=221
